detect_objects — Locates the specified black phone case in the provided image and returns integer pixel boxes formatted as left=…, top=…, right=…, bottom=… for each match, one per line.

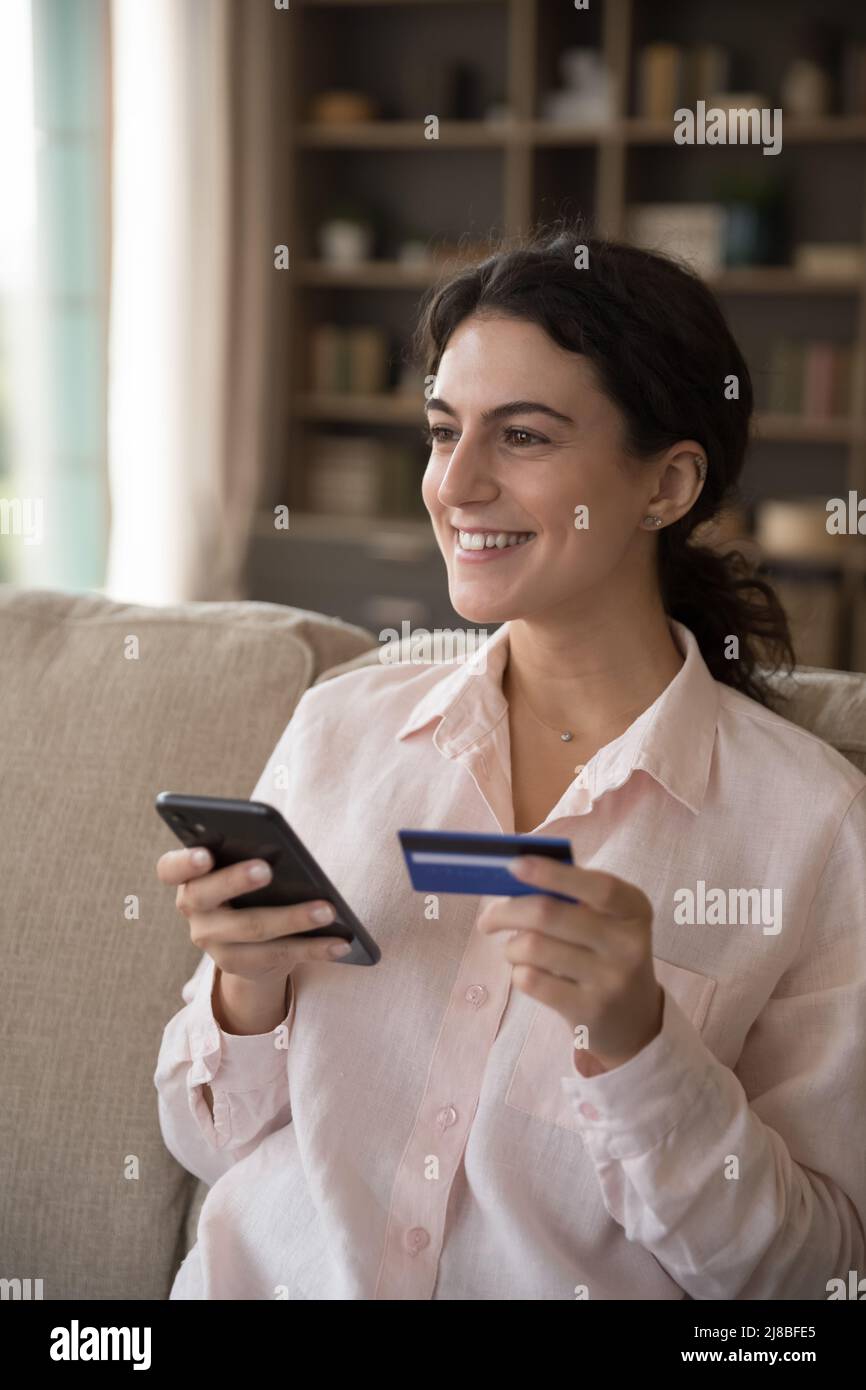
left=156, top=792, right=380, bottom=966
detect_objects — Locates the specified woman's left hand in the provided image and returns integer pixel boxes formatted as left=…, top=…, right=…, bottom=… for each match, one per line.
left=477, top=855, right=664, bottom=1076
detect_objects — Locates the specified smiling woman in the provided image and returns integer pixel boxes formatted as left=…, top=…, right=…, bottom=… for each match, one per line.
left=413, top=216, right=794, bottom=708
left=412, top=218, right=799, bottom=834
left=155, top=217, right=866, bottom=1304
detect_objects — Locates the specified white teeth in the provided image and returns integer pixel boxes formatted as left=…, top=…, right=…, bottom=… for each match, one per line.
left=457, top=530, right=535, bottom=550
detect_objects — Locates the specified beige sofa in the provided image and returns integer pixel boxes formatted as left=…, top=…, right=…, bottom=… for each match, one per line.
left=1, top=586, right=864, bottom=1300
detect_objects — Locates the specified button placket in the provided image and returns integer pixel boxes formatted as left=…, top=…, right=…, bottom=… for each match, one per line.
left=375, top=899, right=513, bottom=1300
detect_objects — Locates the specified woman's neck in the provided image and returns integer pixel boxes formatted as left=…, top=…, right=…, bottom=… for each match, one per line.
left=502, top=607, right=685, bottom=749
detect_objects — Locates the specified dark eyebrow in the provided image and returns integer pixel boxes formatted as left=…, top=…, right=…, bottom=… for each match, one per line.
left=424, top=397, right=574, bottom=426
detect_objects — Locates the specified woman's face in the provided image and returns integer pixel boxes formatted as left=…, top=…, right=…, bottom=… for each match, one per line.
left=421, top=312, right=660, bottom=627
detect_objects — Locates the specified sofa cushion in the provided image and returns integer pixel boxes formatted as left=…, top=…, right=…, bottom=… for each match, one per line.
left=0, top=587, right=375, bottom=1300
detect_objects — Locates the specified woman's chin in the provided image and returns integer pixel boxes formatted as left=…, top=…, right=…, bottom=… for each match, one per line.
left=448, top=591, right=518, bottom=626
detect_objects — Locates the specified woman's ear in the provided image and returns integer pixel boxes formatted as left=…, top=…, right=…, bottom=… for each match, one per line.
left=643, top=443, right=707, bottom=527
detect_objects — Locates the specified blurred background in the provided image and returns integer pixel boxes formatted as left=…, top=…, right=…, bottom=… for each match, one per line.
left=1, top=0, right=866, bottom=668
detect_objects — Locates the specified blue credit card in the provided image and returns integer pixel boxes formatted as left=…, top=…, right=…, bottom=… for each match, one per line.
left=398, top=829, right=578, bottom=901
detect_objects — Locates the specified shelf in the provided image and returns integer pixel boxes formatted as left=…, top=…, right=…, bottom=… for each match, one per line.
left=762, top=548, right=866, bottom=576
left=708, top=269, right=863, bottom=296
left=619, top=116, right=866, bottom=145
left=295, top=116, right=866, bottom=150
left=297, top=0, right=502, bottom=6
left=254, top=510, right=434, bottom=545
left=516, top=121, right=608, bottom=147
left=296, top=120, right=509, bottom=148
left=296, top=393, right=423, bottom=424
left=753, top=415, right=865, bottom=444
left=296, top=261, right=864, bottom=294
left=296, top=260, right=448, bottom=287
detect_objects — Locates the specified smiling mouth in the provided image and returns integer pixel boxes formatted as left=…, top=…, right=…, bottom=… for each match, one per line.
left=453, top=528, right=537, bottom=551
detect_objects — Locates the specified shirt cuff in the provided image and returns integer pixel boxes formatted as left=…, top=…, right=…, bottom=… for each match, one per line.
left=185, top=957, right=293, bottom=1093
left=560, top=987, right=714, bottom=1160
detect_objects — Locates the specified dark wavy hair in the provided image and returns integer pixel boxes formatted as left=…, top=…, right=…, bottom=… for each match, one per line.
left=410, top=217, right=795, bottom=708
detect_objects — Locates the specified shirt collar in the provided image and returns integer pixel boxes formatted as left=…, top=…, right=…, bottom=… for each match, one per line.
left=395, top=619, right=720, bottom=815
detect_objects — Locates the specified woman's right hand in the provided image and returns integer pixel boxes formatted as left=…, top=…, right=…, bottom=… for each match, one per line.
left=156, top=847, right=352, bottom=1032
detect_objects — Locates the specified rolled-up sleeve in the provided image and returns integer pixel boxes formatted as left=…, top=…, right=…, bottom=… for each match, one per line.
left=154, top=708, right=308, bottom=1187
left=559, top=785, right=866, bottom=1300
left=154, top=952, right=294, bottom=1187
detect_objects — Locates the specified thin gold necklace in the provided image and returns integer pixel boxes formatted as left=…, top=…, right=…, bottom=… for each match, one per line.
left=507, top=670, right=586, bottom=777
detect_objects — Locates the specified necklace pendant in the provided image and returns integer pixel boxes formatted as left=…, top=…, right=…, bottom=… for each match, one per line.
left=560, top=731, right=573, bottom=742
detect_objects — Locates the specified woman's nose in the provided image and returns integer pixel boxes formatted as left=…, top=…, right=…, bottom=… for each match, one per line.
left=436, top=435, right=498, bottom=507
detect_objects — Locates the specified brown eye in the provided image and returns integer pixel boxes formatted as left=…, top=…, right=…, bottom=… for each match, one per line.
left=504, top=427, right=545, bottom=446
left=423, top=425, right=455, bottom=446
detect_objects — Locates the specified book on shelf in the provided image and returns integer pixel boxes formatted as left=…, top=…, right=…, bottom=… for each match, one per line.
left=312, top=324, right=351, bottom=394
left=306, top=435, right=423, bottom=519
left=311, top=324, right=389, bottom=394
left=627, top=203, right=725, bottom=276
left=793, top=243, right=864, bottom=278
left=803, top=341, right=836, bottom=418
left=637, top=43, right=684, bottom=119
left=347, top=327, right=389, bottom=395
left=308, top=435, right=384, bottom=516
left=754, top=497, right=846, bottom=667
left=636, top=41, right=732, bottom=119
left=685, top=43, right=731, bottom=110
left=764, top=339, right=854, bottom=419
left=755, top=498, right=841, bottom=564
left=766, top=340, right=805, bottom=415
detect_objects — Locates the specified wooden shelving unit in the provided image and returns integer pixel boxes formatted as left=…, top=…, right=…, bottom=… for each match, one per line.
left=252, top=0, right=866, bottom=668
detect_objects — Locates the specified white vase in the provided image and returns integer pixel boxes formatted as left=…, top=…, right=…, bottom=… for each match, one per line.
left=319, top=219, right=374, bottom=265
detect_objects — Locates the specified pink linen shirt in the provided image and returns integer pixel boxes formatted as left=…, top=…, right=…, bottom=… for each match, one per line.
left=155, top=619, right=866, bottom=1300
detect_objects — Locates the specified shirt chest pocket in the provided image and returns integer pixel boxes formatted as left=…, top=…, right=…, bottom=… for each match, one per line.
left=503, top=957, right=717, bottom=1134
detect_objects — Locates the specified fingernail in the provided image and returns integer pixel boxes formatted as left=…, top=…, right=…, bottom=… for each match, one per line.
left=508, top=856, right=533, bottom=875
left=191, top=849, right=211, bottom=867
left=248, top=862, right=271, bottom=883
left=327, top=942, right=352, bottom=959
left=309, top=903, right=335, bottom=924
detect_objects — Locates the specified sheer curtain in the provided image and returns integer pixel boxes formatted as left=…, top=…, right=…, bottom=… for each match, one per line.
left=0, top=0, right=110, bottom=592
left=106, top=0, right=274, bottom=603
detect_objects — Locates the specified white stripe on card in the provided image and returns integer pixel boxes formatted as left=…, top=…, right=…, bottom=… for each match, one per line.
left=410, top=851, right=518, bottom=868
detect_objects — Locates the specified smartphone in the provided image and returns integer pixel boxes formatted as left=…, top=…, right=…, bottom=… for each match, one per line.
left=156, top=792, right=380, bottom=966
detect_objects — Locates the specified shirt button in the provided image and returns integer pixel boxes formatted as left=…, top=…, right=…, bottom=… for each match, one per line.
left=465, top=984, right=488, bottom=1008
left=404, top=1227, right=430, bottom=1256
left=436, top=1105, right=458, bottom=1131
left=579, top=1102, right=599, bottom=1121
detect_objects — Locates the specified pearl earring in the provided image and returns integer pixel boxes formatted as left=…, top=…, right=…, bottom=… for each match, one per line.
left=695, top=455, right=707, bottom=481
left=643, top=514, right=663, bottom=528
